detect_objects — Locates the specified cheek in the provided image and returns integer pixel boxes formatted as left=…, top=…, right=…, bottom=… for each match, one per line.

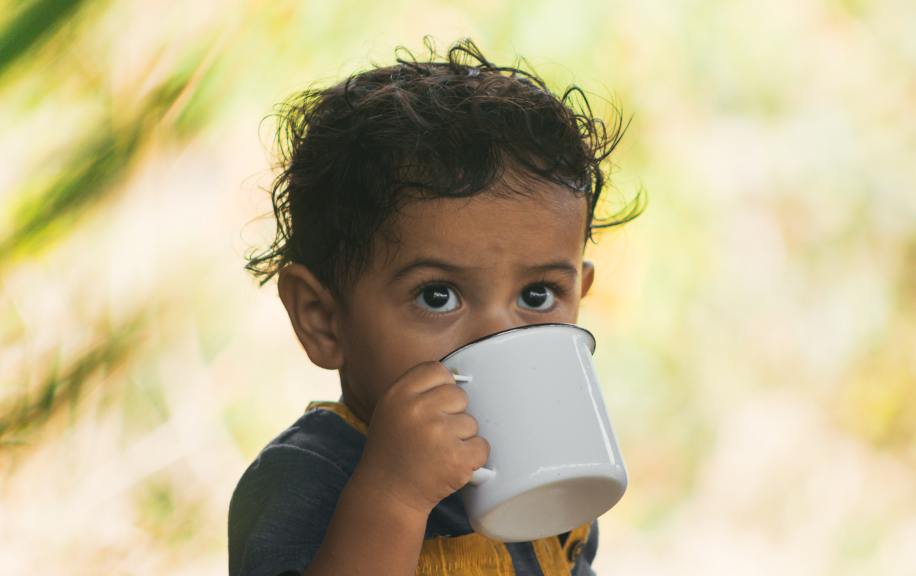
left=340, top=311, right=428, bottom=390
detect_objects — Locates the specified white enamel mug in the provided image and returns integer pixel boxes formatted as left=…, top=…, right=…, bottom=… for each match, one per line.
left=441, top=323, right=627, bottom=542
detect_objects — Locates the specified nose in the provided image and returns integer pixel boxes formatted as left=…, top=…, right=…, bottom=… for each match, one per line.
left=463, top=308, right=526, bottom=346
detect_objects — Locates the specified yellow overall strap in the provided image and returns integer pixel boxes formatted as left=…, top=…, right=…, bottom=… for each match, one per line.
left=416, top=532, right=516, bottom=576
left=306, top=401, right=369, bottom=435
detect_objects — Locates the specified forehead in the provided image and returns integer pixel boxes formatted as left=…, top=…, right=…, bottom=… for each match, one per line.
left=374, top=180, right=589, bottom=274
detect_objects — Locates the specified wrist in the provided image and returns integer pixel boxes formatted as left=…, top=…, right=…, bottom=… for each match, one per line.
left=349, top=459, right=437, bottom=520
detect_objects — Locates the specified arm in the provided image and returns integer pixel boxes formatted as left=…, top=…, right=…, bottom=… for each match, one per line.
left=299, top=465, right=427, bottom=576
left=301, top=362, right=489, bottom=576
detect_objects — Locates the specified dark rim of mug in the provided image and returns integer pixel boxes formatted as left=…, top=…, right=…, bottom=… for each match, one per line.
left=439, top=322, right=596, bottom=362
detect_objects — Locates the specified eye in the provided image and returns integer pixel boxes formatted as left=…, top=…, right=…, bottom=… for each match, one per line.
left=416, top=284, right=459, bottom=312
left=517, top=285, right=556, bottom=311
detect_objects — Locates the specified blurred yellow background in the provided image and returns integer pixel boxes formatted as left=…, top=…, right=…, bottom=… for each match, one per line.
left=2, top=0, right=915, bottom=574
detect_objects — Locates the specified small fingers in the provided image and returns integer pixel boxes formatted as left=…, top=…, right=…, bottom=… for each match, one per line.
left=463, top=435, right=491, bottom=470
left=397, top=362, right=459, bottom=394
left=450, top=412, right=479, bottom=440
left=424, top=380, right=469, bottom=414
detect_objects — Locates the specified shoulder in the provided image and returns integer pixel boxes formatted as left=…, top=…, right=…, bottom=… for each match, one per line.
left=228, top=403, right=366, bottom=576
left=258, top=404, right=366, bottom=475
left=229, top=407, right=361, bottom=515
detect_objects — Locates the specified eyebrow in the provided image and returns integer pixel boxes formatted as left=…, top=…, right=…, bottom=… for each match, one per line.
left=390, top=258, right=464, bottom=283
left=390, top=258, right=579, bottom=283
left=525, top=262, right=580, bottom=280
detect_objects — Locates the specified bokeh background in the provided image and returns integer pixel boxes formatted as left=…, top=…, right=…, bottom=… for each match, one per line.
left=2, top=0, right=915, bottom=574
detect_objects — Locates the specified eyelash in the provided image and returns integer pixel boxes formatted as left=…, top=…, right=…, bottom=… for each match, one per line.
left=528, top=278, right=566, bottom=297
left=411, top=277, right=569, bottom=316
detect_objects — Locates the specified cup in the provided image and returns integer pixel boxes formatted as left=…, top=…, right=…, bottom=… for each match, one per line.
left=441, top=322, right=627, bottom=542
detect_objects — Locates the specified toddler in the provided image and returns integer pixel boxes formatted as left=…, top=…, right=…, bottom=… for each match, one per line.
left=229, top=38, right=642, bottom=576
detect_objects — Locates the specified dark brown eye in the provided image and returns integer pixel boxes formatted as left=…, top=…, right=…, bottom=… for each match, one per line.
left=416, top=285, right=458, bottom=312
left=517, top=285, right=555, bottom=310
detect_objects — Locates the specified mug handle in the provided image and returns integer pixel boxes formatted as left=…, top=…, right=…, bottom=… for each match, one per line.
left=469, top=466, right=495, bottom=485
left=453, top=374, right=496, bottom=486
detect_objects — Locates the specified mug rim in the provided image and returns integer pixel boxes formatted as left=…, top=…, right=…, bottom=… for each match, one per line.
left=439, top=322, right=596, bottom=362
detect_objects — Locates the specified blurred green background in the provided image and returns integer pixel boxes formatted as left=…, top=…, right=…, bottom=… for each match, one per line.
left=2, top=0, right=915, bottom=574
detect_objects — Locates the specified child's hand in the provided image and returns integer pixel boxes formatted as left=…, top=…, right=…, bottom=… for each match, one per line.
left=353, top=361, right=490, bottom=514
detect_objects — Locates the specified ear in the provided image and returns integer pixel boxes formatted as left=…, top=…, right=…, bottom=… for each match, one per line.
left=581, top=260, right=595, bottom=298
left=278, top=264, right=344, bottom=370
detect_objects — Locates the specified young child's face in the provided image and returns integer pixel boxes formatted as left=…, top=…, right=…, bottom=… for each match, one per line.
left=335, top=177, right=595, bottom=424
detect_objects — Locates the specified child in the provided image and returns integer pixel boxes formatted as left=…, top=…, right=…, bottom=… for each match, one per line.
left=229, top=38, right=642, bottom=576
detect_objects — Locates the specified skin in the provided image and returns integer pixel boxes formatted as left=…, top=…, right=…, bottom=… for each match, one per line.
left=278, top=177, right=595, bottom=576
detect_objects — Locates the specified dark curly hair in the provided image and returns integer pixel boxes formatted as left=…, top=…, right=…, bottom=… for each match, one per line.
left=247, top=38, right=645, bottom=298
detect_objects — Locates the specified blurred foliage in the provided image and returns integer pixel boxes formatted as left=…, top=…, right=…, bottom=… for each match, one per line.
left=0, top=315, right=145, bottom=444
left=0, top=0, right=92, bottom=79
left=0, top=0, right=219, bottom=433
left=135, top=475, right=206, bottom=548
left=1, top=0, right=915, bottom=574
left=0, top=69, right=201, bottom=268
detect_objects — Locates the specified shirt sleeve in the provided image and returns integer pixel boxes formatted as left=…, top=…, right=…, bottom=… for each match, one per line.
left=228, top=443, right=350, bottom=576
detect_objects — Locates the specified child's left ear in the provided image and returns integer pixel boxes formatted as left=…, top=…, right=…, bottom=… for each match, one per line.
left=581, top=260, right=595, bottom=298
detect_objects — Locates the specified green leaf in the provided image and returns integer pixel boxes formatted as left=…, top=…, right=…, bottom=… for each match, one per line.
left=0, top=315, right=147, bottom=443
left=0, top=62, right=206, bottom=268
left=0, top=0, right=92, bottom=79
